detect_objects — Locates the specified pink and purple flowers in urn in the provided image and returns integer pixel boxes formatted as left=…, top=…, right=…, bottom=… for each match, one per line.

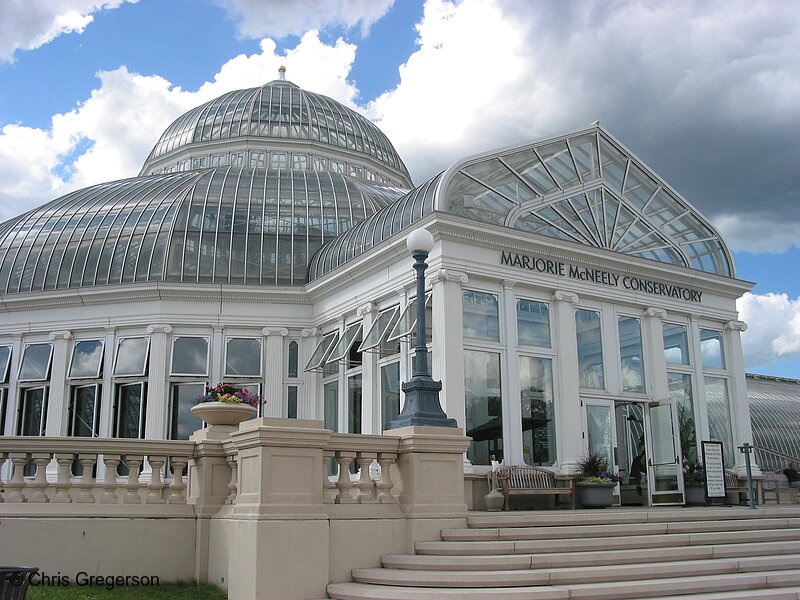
left=197, top=383, right=261, bottom=408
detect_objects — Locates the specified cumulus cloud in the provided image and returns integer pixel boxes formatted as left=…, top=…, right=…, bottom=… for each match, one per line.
left=370, top=0, right=800, bottom=254
left=0, top=33, right=358, bottom=222
left=739, top=292, right=800, bottom=369
left=0, top=0, right=136, bottom=62
left=213, top=0, right=394, bottom=38
left=714, top=215, right=799, bottom=254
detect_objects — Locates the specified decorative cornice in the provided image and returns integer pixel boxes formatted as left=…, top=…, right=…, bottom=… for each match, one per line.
left=725, top=320, right=747, bottom=332
left=48, top=330, right=72, bottom=340
left=357, top=302, right=374, bottom=317
left=104, top=326, right=117, bottom=334
left=645, top=307, right=668, bottom=319
left=502, top=280, right=515, bottom=291
left=552, top=290, right=578, bottom=304
left=301, top=328, right=318, bottom=338
left=262, top=327, right=289, bottom=337
left=146, top=324, right=173, bottom=334
left=428, top=268, right=468, bottom=285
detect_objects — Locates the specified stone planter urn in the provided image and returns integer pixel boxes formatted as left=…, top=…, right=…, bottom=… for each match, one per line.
left=684, top=485, right=707, bottom=506
left=191, top=402, right=257, bottom=426
left=575, top=480, right=616, bottom=508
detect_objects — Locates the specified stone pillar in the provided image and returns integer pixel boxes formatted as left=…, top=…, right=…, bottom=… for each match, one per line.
left=45, top=330, right=72, bottom=436
left=429, top=269, right=468, bottom=427
left=501, top=280, right=522, bottom=465
left=299, top=328, right=318, bottom=420
left=211, top=326, right=224, bottom=382
left=551, top=291, right=581, bottom=474
left=262, top=328, right=288, bottom=417
left=145, top=324, right=171, bottom=439
left=724, top=320, right=760, bottom=475
left=643, top=307, right=669, bottom=403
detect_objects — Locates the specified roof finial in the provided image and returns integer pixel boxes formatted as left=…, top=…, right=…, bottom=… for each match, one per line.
left=278, top=65, right=286, bottom=81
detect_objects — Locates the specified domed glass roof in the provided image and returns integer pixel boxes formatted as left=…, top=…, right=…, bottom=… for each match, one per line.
left=141, top=75, right=411, bottom=187
left=0, top=167, right=404, bottom=293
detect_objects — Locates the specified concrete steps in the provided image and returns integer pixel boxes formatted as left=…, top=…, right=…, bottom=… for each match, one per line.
left=326, top=506, right=800, bottom=599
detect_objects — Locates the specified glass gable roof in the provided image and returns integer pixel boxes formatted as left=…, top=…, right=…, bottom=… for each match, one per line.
left=310, top=126, right=733, bottom=279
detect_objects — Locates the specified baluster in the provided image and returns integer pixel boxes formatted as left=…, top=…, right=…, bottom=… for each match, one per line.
left=53, top=454, right=74, bottom=503
left=355, top=452, right=377, bottom=504
left=334, top=451, right=356, bottom=504
left=123, top=456, right=143, bottom=504
left=168, top=458, right=188, bottom=504
left=322, top=451, right=337, bottom=504
left=146, top=456, right=166, bottom=504
left=225, top=455, right=238, bottom=505
left=0, top=453, right=6, bottom=502
left=76, top=454, right=98, bottom=503
left=101, top=454, right=121, bottom=503
left=376, top=453, right=398, bottom=503
left=29, top=453, right=52, bottom=503
left=5, top=454, right=29, bottom=503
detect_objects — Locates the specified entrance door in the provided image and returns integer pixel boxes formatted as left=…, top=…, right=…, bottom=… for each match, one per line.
left=615, top=402, right=648, bottom=505
left=645, top=403, right=685, bottom=505
left=583, top=399, right=619, bottom=503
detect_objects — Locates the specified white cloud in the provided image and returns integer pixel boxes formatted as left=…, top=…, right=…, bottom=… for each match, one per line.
left=0, top=33, right=359, bottom=222
left=739, top=292, right=800, bottom=369
left=0, top=0, right=136, bottom=62
left=713, top=215, right=800, bottom=254
left=213, top=0, right=394, bottom=38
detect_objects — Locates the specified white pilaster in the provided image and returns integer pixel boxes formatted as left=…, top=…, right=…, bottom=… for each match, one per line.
left=98, top=327, right=116, bottom=438
left=357, top=302, right=378, bottom=434
left=45, top=330, right=72, bottom=436
left=211, top=326, right=224, bottom=382
left=551, top=290, right=581, bottom=474
left=262, top=328, right=288, bottom=417
left=5, top=334, right=22, bottom=435
left=725, top=320, right=760, bottom=474
left=643, top=307, right=669, bottom=403
left=300, top=328, right=318, bottom=419
left=145, top=324, right=171, bottom=439
left=501, top=280, right=522, bottom=465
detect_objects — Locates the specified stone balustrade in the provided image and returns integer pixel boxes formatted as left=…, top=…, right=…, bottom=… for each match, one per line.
left=0, top=437, right=195, bottom=505
left=324, top=432, right=400, bottom=505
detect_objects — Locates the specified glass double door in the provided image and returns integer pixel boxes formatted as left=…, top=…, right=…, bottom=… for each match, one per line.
left=584, top=399, right=684, bottom=506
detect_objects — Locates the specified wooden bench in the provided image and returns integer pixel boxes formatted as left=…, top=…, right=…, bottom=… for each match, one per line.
left=762, top=472, right=800, bottom=504
left=495, top=465, right=576, bottom=510
left=724, top=470, right=751, bottom=504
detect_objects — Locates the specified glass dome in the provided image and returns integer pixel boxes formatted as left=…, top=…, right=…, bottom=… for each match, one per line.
left=0, top=167, right=404, bottom=293
left=141, top=75, right=412, bottom=189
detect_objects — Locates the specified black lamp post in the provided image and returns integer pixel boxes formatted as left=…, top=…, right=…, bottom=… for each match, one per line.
left=387, top=229, right=457, bottom=429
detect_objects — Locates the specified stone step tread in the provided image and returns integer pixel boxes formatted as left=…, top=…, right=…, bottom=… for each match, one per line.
left=352, top=555, right=800, bottom=588
left=416, top=527, right=800, bottom=555
left=467, top=508, right=800, bottom=529
left=327, top=571, right=800, bottom=600
left=383, top=540, right=800, bottom=570
left=442, top=517, right=800, bottom=540
left=630, top=587, right=800, bottom=600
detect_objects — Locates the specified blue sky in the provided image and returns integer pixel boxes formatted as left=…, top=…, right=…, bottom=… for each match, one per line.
left=0, top=0, right=798, bottom=378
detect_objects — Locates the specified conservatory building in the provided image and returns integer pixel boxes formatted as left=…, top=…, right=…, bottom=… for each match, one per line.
left=0, top=72, right=757, bottom=506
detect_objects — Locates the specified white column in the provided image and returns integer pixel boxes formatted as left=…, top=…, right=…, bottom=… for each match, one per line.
left=145, top=324, right=171, bottom=440
left=5, top=334, right=22, bottom=436
left=501, top=280, right=522, bottom=466
left=725, top=320, right=760, bottom=475
left=211, top=326, right=224, bottom=383
left=429, top=268, right=468, bottom=427
left=357, top=302, right=378, bottom=434
left=551, top=291, right=581, bottom=474
left=643, top=307, right=669, bottom=402
left=98, top=327, right=116, bottom=438
left=300, top=328, right=318, bottom=419
left=45, top=330, right=72, bottom=436
left=262, top=328, right=288, bottom=417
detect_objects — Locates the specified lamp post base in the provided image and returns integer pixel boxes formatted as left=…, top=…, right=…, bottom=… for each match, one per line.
left=388, top=377, right=457, bottom=429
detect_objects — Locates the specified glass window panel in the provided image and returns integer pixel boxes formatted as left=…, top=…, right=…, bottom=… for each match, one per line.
left=292, top=154, right=308, bottom=169
left=705, top=376, right=734, bottom=467
left=517, top=299, right=551, bottom=347
left=69, top=340, right=104, bottom=378
left=663, top=323, right=689, bottom=365
left=287, top=340, right=299, bottom=378
left=463, top=290, right=500, bottom=342
left=305, top=331, right=339, bottom=371
left=327, top=323, right=363, bottom=363
left=387, top=294, right=432, bottom=341
left=69, top=385, right=99, bottom=437
left=700, top=329, right=725, bottom=369
left=287, top=385, right=298, bottom=419
left=502, top=149, right=559, bottom=195
left=537, top=140, right=580, bottom=189
left=447, top=173, right=515, bottom=226
left=598, top=135, right=628, bottom=192
left=171, top=337, right=209, bottom=375
left=359, top=307, right=399, bottom=351
left=567, top=133, right=600, bottom=181
left=463, top=158, right=534, bottom=203
left=0, top=346, right=10, bottom=383
left=381, top=361, right=401, bottom=431
left=618, top=317, right=645, bottom=393
left=170, top=383, right=205, bottom=440
left=519, top=356, right=556, bottom=466
left=323, top=380, right=338, bottom=431
left=19, top=387, right=47, bottom=435
left=115, top=337, right=149, bottom=376
left=0, top=388, right=7, bottom=435
left=586, top=404, right=613, bottom=472
left=576, top=309, right=604, bottom=389
left=348, top=374, right=362, bottom=434
left=19, top=343, right=53, bottom=380
left=115, top=382, right=146, bottom=438
left=225, top=338, right=261, bottom=377
left=464, top=350, right=503, bottom=465
left=668, top=373, right=696, bottom=463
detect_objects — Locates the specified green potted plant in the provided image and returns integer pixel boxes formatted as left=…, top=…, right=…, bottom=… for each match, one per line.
left=683, top=459, right=706, bottom=505
left=575, top=450, right=619, bottom=508
left=191, top=382, right=261, bottom=426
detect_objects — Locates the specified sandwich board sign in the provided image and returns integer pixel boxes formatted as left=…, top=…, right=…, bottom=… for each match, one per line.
left=701, top=441, right=726, bottom=499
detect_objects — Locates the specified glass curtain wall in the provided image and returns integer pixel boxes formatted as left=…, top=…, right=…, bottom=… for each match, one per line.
left=576, top=309, right=604, bottom=389
left=618, top=317, right=645, bottom=393
left=464, top=350, right=503, bottom=464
